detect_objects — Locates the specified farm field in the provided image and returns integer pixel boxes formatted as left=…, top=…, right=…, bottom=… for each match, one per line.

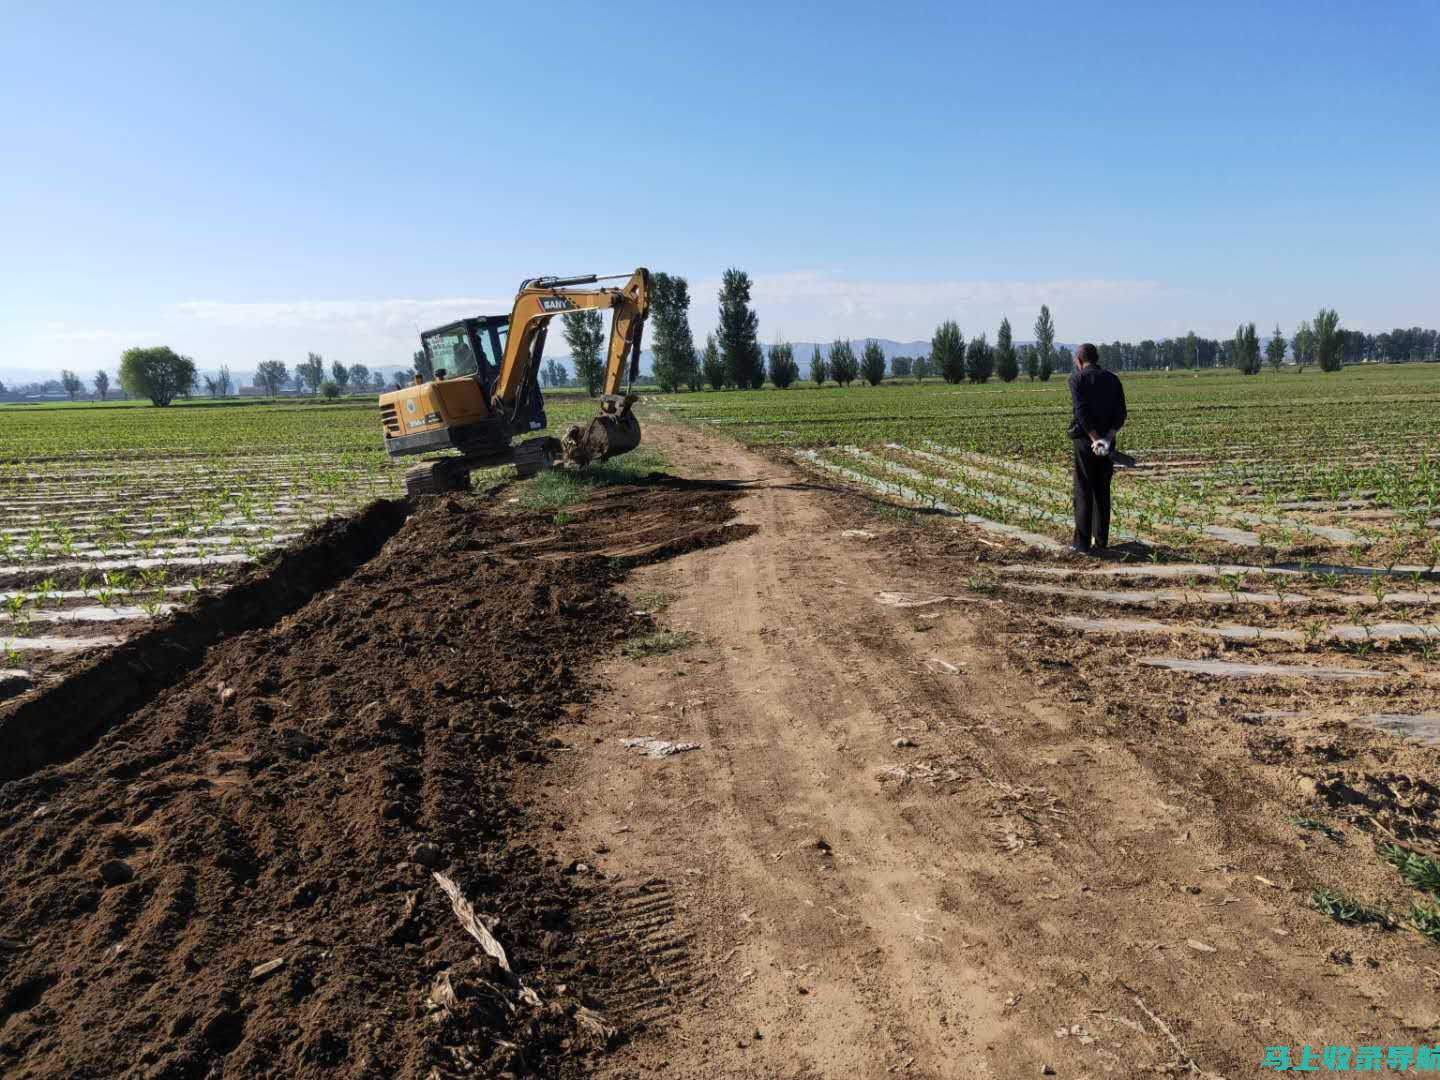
left=657, top=364, right=1440, bottom=567
left=3, top=367, right=1440, bottom=1076
left=0, top=394, right=607, bottom=691
left=653, top=365, right=1440, bottom=734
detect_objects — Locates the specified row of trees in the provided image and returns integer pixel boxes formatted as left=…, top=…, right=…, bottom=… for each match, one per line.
left=679, top=305, right=1067, bottom=390
left=12, top=301, right=1433, bottom=407
left=100, top=348, right=397, bottom=406
left=1088, top=311, right=1413, bottom=374
left=592, top=283, right=1073, bottom=393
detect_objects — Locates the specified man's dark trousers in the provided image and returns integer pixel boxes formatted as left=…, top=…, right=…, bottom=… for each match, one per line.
left=1072, top=438, right=1113, bottom=550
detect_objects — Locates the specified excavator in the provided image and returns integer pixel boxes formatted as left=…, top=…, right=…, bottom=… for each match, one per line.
left=378, top=268, right=650, bottom=497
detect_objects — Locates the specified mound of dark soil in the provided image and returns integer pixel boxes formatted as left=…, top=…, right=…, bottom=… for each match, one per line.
left=0, top=479, right=753, bottom=1079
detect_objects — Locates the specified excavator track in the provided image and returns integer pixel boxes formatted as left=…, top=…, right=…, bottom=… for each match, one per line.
left=404, top=459, right=470, bottom=498
left=404, top=437, right=562, bottom=497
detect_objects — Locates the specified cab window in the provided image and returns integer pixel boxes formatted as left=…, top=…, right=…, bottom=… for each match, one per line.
left=424, top=328, right=475, bottom=378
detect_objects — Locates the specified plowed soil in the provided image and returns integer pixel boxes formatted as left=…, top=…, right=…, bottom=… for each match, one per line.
left=0, top=479, right=753, bottom=1079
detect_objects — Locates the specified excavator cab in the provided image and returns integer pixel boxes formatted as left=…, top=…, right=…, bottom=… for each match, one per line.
left=422, top=318, right=505, bottom=390
left=378, top=268, right=649, bottom=497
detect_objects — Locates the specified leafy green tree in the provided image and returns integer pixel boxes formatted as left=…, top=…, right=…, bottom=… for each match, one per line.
left=92, top=370, right=109, bottom=401
left=412, top=347, right=433, bottom=382
left=701, top=333, right=727, bottom=390
left=1313, top=308, right=1343, bottom=372
left=561, top=309, right=605, bottom=395
left=60, top=369, right=82, bottom=400
left=684, top=355, right=704, bottom=392
left=828, top=339, right=858, bottom=386
left=650, top=272, right=698, bottom=393
left=119, top=346, right=198, bottom=407
left=202, top=366, right=232, bottom=397
left=1266, top=325, right=1286, bottom=372
left=330, top=360, right=350, bottom=393
left=1055, top=344, right=1074, bottom=372
left=717, top=268, right=765, bottom=389
left=861, top=340, right=887, bottom=385
left=809, top=345, right=827, bottom=386
left=321, top=380, right=341, bottom=399
left=348, top=363, right=369, bottom=391
left=965, top=332, right=994, bottom=383
left=1292, top=320, right=1312, bottom=371
left=767, top=341, right=799, bottom=388
left=1033, top=305, right=1055, bottom=381
left=255, top=360, right=289, bottom=397
left=1181, top=330, right=1198, bottom=369
left=890, top=355, right=912, bottom=378
left=370, top=371, right=387, bottom=393
left=1232, top=322, right=1261, bottom=375
left=1022, top=344, right=1039, bottom=379
left=994, top=318, right=1018, bottom=382
left=913, top=353, right=933, bottom=380
left=296, top=352, right=325, bottom=393
left=932, top=321, right=966, bottom=383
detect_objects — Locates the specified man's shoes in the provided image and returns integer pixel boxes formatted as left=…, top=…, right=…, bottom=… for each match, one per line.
left=1068, top=543, right=1092, bottom=556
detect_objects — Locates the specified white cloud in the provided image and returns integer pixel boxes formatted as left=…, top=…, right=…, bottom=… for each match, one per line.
left=39, top=327, right=158, bottom=343
left=175, top=297, right=511, bottom=336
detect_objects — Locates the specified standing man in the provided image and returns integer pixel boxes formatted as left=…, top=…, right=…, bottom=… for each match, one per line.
left=1067, top=343, right=1127, bottom=553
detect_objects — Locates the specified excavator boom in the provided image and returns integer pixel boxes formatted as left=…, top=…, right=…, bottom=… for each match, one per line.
left=494, top=269, right=649, bottom=467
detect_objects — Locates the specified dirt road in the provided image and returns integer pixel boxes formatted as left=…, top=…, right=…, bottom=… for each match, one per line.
left=548, top=413, right=1439, bottom=1078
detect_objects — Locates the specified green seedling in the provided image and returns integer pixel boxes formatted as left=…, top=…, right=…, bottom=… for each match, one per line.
left=1292, top=817, right=1343, bottom=844
left=1405, top=903, right=1440, bottom=944
left=1305, top=890, right=1395, bottom=929
left=1379, top=843, right=1440, bottom=897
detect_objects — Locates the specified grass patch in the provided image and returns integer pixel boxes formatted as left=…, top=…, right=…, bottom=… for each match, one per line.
left=1293, top=816, right=1344, bottom=844
left=511, top=447, right=667, bottom=512
left=630, top=590, right=674, bottom=613
left=622, top=630, right=694, bottom=657
left=1305, top=890, right=1396, bottom=929
left=871, top=502, right=918, bottom=522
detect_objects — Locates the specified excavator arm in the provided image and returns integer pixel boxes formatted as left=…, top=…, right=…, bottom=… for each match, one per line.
left=490, top=268, right=650, bottom=464
left=493, top=268, right=650, bottom=405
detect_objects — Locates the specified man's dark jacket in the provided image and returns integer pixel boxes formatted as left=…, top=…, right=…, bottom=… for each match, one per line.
left=1067, top=365, right=1127, bottom=439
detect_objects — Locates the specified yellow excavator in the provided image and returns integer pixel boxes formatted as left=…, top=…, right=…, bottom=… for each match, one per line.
left=378, top=268, right=650, bottom=496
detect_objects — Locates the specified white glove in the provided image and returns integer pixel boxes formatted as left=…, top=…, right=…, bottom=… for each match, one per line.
left=1091, top=438, right=1111, bottom=457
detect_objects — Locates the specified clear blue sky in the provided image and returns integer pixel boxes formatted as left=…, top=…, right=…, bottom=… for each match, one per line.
left=2, top=1, right=1436, bottom=382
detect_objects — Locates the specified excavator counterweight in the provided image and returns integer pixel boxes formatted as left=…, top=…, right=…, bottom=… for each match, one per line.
left=377, top=268, right=650, bottom=496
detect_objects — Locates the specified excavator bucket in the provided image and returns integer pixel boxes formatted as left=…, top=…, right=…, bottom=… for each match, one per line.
left=561, top=394, right=641, bottom=468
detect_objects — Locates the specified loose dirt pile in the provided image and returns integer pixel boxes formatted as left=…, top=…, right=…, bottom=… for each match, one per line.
left=0, top=478, right=752, bottom=1079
